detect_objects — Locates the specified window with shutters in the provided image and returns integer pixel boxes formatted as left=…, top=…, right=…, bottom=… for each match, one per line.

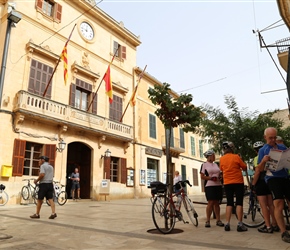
left=35, top=0, right=62, bottom=23
left=103, top=156, right=127, bottom=183
left=109, top=95, right=122, bottom=121
left=149, top=114, right=156, bottom=139
left=192, top=168, right=199, bottom=186
left=69, top=79, right=97, bottom=114
left=190, top=136, right=196, bottom=156
left=113, top=41, right=126, bottom=60
left=28, top=59, right=53, bottom=99
left=12, top=139, right=56, bottom=176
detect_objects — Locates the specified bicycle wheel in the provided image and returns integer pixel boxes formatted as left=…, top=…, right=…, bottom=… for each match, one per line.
left=0, top=190, right=9, bottom=206
left=183, top=196, right=198, bottom=226
left=57, top=191, right=67, bottom=205
left=237, top=193, right=264, bottom=228
left=152, top=195, right=175, bottom=234
left=21, top=186, right=30, bottom=200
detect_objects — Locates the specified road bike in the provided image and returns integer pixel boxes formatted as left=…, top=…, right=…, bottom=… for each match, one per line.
left=0, top=184, right=8, bottom=206
left=150, top=180, right=198, bottom=234
left=21, top=179, right=39, bottom=205
left=46, top=181, right=67, bottom=206
left=235, top=186, right=264, bottom=228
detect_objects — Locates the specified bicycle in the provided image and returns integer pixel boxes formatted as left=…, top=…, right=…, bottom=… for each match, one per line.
left=234, top=186, right=264, bottom=228
left=21, top=179, right=39, bottom=205
left=46, top=181, right=67, bottom=206
left=150, top=180, right=198, bottom=234
left=0, top=184, right=8, bottom=206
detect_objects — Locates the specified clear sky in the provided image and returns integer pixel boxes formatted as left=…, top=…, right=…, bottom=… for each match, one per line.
left=99, top=0, right=290, bottom=114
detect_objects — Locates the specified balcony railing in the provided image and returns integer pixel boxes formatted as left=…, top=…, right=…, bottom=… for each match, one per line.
left=14, top=90, right=133, bottom=141
left=161, top=135, right=185, bottom=156
left=276, top=37, right=290, bottom=54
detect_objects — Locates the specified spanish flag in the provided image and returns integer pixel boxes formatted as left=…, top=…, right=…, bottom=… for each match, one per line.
left=104, top=66, right=113, bottom=104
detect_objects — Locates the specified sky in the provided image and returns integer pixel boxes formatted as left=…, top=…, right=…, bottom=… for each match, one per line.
left=98, top=0, right=290, bottom=114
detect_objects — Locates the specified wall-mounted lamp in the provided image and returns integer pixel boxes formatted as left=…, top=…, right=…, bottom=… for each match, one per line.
left=101, top=149, right=111, bottom=159
left=56, top=139, right=66, bottom=153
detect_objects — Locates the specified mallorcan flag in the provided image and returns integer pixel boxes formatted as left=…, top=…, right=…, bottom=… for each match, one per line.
left=60, top=42, right=68, bottom=85
left=104, top=65, right=113, bottom=103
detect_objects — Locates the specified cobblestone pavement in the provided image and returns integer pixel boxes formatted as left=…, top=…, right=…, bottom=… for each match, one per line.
left=0, top=196, right=289, bottom=250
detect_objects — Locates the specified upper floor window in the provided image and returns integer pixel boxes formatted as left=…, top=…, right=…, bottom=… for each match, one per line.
left=113, top=41, right=126, bottom=60
left=70, top=79, right=97, bottom=114
left=199, top=139, right=204, bottom=158
left=179, top=128, right=185, bottom=149
left=28, top=59, right=53, bottom=99
left=109, top=95, right=123, bottom=121
left=35, top=0, right=62, bottom=23
left=149, top=114, right=156, bottom=139
left=190, top=136, right=196, bottom=156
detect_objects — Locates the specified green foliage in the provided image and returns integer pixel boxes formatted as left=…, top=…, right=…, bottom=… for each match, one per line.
left=148, top=83, right=203, bottom=132
left=200, top=95, right=287, bottom=162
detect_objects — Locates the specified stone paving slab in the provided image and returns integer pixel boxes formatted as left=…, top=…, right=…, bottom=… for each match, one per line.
left=0, top=196, right=289, bottom=249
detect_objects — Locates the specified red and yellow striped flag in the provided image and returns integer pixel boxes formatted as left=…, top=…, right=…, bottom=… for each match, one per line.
left=104, top=65, right=113, bottom=104
left=129, top=80, right=138, bottom=107
left=60, top=43, right=68, bottom=85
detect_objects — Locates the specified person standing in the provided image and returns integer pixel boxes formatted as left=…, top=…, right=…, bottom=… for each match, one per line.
left=30, top=156, right=56, bottom=219
left=256, top=127, right=290, bottom=243
left=173, top=171, right=182, bottom=210
left=252, top=141, right=278, bottom=233
left=220, top=141, right=247, bottom=232
left=200, top=149, right=224, bottom=228
left=71, top=167, right=81, bottom=200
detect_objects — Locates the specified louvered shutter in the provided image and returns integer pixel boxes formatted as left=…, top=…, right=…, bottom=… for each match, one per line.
left=120, top=158, right=127, bottom=184
left=12, top=139, right=26, bottom=176
left=44, top=144, right=56, bottom=168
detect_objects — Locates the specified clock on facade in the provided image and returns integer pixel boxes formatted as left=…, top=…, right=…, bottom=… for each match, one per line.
left=80, top=22, right=94, bottom=41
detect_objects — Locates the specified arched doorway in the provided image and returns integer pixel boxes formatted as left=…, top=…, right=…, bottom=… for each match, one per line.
left=66, top=142, right=91, bottom=199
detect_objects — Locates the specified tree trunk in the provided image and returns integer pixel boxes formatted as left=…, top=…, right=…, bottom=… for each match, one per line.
left=165, top=128, right=173, bottom=192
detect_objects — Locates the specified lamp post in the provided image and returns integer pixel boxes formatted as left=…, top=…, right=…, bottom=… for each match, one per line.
left=0, top=10, right=22, bottom=108
left=56, top=139, right=66, bottom=153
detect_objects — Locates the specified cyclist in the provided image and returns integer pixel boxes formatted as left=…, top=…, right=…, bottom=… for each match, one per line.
left=252, top=141, right=278, bottom=233
left=200, top=149, right=224, bottom=228
left=256, top=127, right=290, bottom=243
left=220, top=141, right=248, bottom=232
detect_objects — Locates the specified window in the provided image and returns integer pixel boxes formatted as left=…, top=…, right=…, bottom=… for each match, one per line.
left=199, top=139, right=204, bottom=158
left=149, top=114, right=156, bottom=139
left=35, top=0, right=62, bottom=23
left=104, top=157, right=126, bottom=183
left=109, top=95, right=123, bottom=121
left=192, top=168, right=199, bottom=186
left=28, top=59, right=53, bottom=99
left=147, top=158, right=159, bottom=187
left=179, top=128, right=185, bottom=148
left=12, top=139, right=56, bottom=176
left=190, top=136, right=196, bottom=156
left=69, top=79, right=97, bottom=114
left=113, top=41, right=126, bottom=60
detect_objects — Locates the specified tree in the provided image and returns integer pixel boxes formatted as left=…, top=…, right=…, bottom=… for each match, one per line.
left=200, top=95, right=286, bottom=163
left=148, top=83, right=203, bottom=189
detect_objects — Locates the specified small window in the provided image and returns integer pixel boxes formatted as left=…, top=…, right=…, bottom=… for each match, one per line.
left=24, top=142, right=43, bottom=176
left=192, top=168, right=199, bottom=186
left=149, top=114, right=156, bottom=139
left=35, top=0, right=62, bottom=23
left=191, top=136, right=196, bottom=156
left=199, top=139, right=204, bottom=158
left=113, top=41, right=126, bottom=60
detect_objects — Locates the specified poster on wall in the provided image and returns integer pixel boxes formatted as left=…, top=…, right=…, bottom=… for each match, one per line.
left=127, top=169, right=134, bottom=187
left=140, top=169, right=146, bottom=185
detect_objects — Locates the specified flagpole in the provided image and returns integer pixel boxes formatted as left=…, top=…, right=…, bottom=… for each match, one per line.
left=119, top=65, right=147, bottom=122
left=43, top=24, right=77, bottom=97
left=87, top=45, right=120, bottom=111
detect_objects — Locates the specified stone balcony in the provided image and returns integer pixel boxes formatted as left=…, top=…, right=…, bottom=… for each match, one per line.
left=13, top=90, right=133, bottom=144
left=161, top=135, right=185, bottom=157
left=276, top=37, right=290, bottom=72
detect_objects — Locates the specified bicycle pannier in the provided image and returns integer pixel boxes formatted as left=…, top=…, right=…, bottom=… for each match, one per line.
left=150, top=181, right=167, bottom=195
left=0, top=184, right=5, bottom=190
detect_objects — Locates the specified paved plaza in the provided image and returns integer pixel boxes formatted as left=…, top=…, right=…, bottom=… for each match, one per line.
left=0, top=195, right=289, bottom=250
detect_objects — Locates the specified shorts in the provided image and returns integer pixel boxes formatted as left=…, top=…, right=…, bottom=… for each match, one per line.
left=71, top=181, right=80, bottom=190
left=255, top=179, right=271, bottom=196
left=267, top=178, right=290, bottom=200
left=205, top=186, right=223, bottom=201
left=224, top=183, right=244, bottom=206
left=38, top=183, right=54, bottom=200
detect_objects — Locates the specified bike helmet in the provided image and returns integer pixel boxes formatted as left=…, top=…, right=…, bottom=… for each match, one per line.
left=203, top=149, right=215, bottom=158
left=222, top=141, right=235, bottom=150
left=253, top=141, right=264, bottom=149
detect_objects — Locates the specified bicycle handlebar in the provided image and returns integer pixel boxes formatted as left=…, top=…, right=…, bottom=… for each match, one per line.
left=174, top=180, right=192, bottom=188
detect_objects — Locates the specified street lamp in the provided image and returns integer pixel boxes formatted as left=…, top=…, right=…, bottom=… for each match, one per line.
left=101, top=149, right=111, bottom=159
left=56, top=139, right=66, bottom=153
left=0, top=10, right=22, bottom=108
